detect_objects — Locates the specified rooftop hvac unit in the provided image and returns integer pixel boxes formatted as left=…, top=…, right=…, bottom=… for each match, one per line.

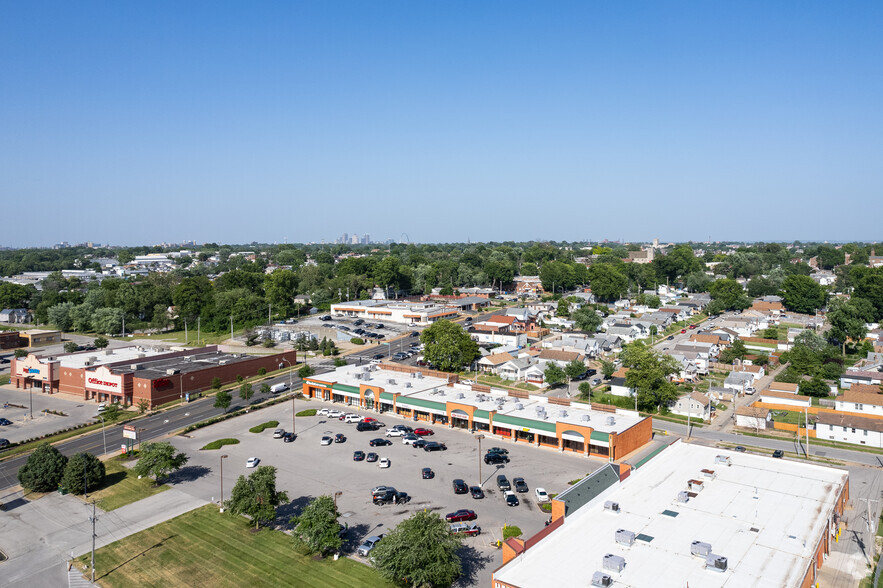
left=411, top=372, right=417, bottom=378
left=705, top=554, right=727, bottom=572
left=219, top=360, right=228, bottom=365
left=714, top=455, right=732, bottom=466
left=606, top=416, right=616, bottom=426
left=701, top=468, right=717, bottom=480
left=105, top=349, right=113, bottom=355
left=405, top=382, right=412, bottom=388
left=137, top=353, right=146, bottom=359
left=416, top=373, right=423, bottom=379
left=603, top=501, right=620, bottom=513
left=559, top=410, right=568, bottom=418
left=582, top=414, right=591, bottom=422
left=130, top=364, right=141, bottom=370
left=89, top=356, right=98, bottom=362
left=615, top=529, right=636, bottom=547
left=591, top=571, right=613, bottom=587
left=677, top=491, right=690, bottom=503
left=457, top=393, right=465, bottom=399
left=688, top=479, right=704, bottom=492
left=691, top=541, right=712, bottom=558
left=602, top=554, right=626, bottom=573
left=387, top=379, right=396, bottom=385
left=166, top=368, right=180, bottom=375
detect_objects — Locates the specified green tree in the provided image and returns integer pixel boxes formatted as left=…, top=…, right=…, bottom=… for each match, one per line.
left=578, top=381, right=593, bottom=400
left=214, top=389, right=232, bottom=413
left=14, top=348, right=27, bottom=358
left=239, top=382, right=254, bottom=402
left=600, top=360, right=617, bottom=379
left=621, top=342, right=681, bottom=411
left=100, top=403, right=124, bottom=423
left=564, top=360, right=587, bottom=383
left=371, top=510, right=462, bottom=588
left=298, top=364, right=315, bottom=379
left=780, top=275, right=826, bottom=314
left=708, top=279, right=750, bottom=313
left=257, top=367, right=267, bottom=376
left=18, top=443, right=68, bottom=492
left=47, top=301, right=75, bottom=331
left=799, top=377, right=830, bottom=398
left=61, top=452, right=106, bottom=495
left=136, top=399, right=149, bottom=414
left=211, top=377, right=222, bottom=390
left=761, top=327, right=780, bottom=340
left=63, top=341, right=79, bottom=353
left=572, top=306, right=602, bottom=332
left=544, top=363, right=566, bottom=387
left=827, top=297, right=872, bottom=355
left=587, top=263, right=628, bottom=302
left=93, top=336, right=109, bottom=349
left=556, top=298, right=570, bottom=318
left=291, top=495, right=342, bottom=555
left=92, top=307, right=124, bottom=335
left=719, top=340, right=747, bottom=364
left=132, top=441, right=189, bottom=484
left=226, top=465, right=289, bottom=530
left=260, top=383, right=271, bottom=394
left=420, top=320, right=480, bottom=372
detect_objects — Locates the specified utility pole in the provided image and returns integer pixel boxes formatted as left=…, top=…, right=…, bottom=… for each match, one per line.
left=231, top=315, right=234, bottom=342
left=476, top=434, right=485, bottom=488
left=805, top=406, right=810, bottom=458
left=122, top=314, right=125, bottom=338
left=687, top=396, right=692, bottom=440
left=184, top=319, right=188, bottom=345
left=220, top=454, right=228, bottom=512
left=89, top=501, right=98, bottom=583
left=197, top=316, right=200, bottom=346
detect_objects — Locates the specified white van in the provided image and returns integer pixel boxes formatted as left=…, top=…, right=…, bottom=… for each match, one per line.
left=270, top=383, right=290, bottom=394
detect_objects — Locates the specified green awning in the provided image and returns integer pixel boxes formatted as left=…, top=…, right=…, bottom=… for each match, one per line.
left=590, top=430, right=610, bottom=442
left=493, top=413, right=557, bottom=433
left=396, top=396, right=446, bottom=411
left=332, top=383, right=360, bottom=395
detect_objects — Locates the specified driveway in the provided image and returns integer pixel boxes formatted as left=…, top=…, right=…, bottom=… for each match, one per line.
left=0, top=388, right=100, bottom=443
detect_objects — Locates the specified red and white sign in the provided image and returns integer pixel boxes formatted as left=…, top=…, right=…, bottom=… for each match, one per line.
left=85, top=368, right=123, bottom=393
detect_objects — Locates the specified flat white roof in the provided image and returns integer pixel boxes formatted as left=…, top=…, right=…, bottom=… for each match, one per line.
left=54, top=346, right=173, bottom=369
left=494, top=443, right=847, bottom=588
left=323, top=364, right=450, bottom=396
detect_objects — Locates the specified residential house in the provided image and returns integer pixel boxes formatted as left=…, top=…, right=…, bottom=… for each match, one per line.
left=667, top=354, right=700, bottom=383
left=707, top=386, right=735, bottom=402
left=815, top=412, right=883, bottom=448
left=498, top=358, right=545, bottom=384
left=716, top=316, right=759, bottom=338
left=724, top=371, right=756, bottom=394
left=536, top=349, right=585, bottom=369
left=768, top=382, right=799, bottom=394
left=732, top=362, right=765, bottom=379
left=606, top=323, right=642, bottom=343
left=608, top=368, right=634, bottom=398
left=840, top=369, right=883, bottom=390
left=735, top=406, right=771, bottom=430
left=0, top=308, right=31, bottom=324
left=468, top=323, right=527, bottom=348
left=669, top=392, right=711, bottom=421
left=514, top=276, right=544, bottom=297
left=476, top=352, right=515, bottom=375
left=834, top=385, right=883, bottom=417
left=810, top=271, right=836, bottom=286
left=759, top=389, right=812, bottom=408
left=658, top=306, right=692, bottom=322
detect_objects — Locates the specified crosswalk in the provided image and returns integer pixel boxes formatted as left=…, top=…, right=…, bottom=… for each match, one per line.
left=68, top=566, right=95, bottom=587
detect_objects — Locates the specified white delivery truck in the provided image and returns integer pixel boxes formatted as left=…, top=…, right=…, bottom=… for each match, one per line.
left=270, top=383, right=290, bottom=394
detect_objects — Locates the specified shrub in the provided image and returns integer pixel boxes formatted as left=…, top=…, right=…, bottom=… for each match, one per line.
left=350, top=337, right=365, bottom=345
left=211, top=377, right=222, bottom=390
left=502, top=525, right=522, bottom=540
left=201, top=438, right=240, bottom=450
left=249, top=420, right=280, bottom=434
left=257, top=367, right=267, bottom=376
left=295, top=409, right=317, bottom=417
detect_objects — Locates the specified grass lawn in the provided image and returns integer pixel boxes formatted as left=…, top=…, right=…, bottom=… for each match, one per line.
left=201, top=438, right=240, bottom=450
left=86, top=455, right=170, bottom=512
left=770, top=410, right=812, bottom=426
left=249, top=420, right=280, bottom=433
left=77, top=504, right=389, bottom=588
left=296, top=409, right=317, bottom=417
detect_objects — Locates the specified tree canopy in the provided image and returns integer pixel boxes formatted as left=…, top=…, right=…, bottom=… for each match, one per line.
left=620, top=342, right=681, bottom=411
left=370, top=510, right=462, bottom=588
left=133, top=441, right=189, bottom=483
left=780, top=274, right=825, bottom=314
left=61, top=452, right=106, bottom=495
left=291, top=495, right=342, bottom=555
left=226, top=465, right=289, bottom=529
left=420, top=320, right=480, bottom=372
left=18, top=443, right=68, bottom=492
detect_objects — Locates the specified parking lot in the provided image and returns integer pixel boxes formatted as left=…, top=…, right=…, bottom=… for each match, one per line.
left=168, top=395, right=606, bottom=586
left=0, top=387, right=101, bottom=444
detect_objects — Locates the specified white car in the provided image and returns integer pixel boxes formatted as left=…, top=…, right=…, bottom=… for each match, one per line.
left=327, top=410, right=343, bottom=418
left=320, top=436, right=333, bottom=446
left=317, top=408, right=330, bottom=416
left=272, top=429, right=285, bottom=439
left=378, top=457, right=391, bottom=468
left=535, top=488, right=550, bottom=503
left=246, top=457, right=260, bottom=468
left=344, top=414, right=362, bottom=423
left=385, top=428, right=405, bottom=437
left=402, top=435, right=421, bottom=445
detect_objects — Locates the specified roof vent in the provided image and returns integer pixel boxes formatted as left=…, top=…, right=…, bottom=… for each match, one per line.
left=603, top=501, right=620, bottom=513
left=591, top=571, right=613, bottom=587
left=581, top=414, right=590, bottom=422
left=387, top=379, right=396, bottom=385
left=691, top=541, right=712, bottom=557
left=714, top=455, right=731, bottom=466
left=688, top=479, right=704, bottom=492
left=416, top=373, right=423, bottom=379
left=677, top=491, right=690, bottom=503
left=615, top=529, right=636, bottom=547
left=606, top=416, right=615, bottom=426
left=137, top=353, right=146, bottom=359
left=219, top=360, right=228, bottom=365
left=105, top=349, right=113, bottom=355
left=701, top=469, right=716, bottom=480
left=602, top=554, right=626, bottom=573
left=559, top=410, right=568, bottom=418
left=130, top=364, right=141, bottom=370
left=457, top=392, right=465, bottom=399
left=705, top=554, right=727, bottom=572
left=405, top=382, right=412, bottom=388
left=166, top=368, right=179, bottom=375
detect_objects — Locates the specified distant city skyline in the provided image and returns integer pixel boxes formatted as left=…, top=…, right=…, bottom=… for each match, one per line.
left=2, top=2, right=881, bottom=247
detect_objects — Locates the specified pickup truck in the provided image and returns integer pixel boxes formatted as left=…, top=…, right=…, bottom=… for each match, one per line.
left=449, top=522, right=481, bottom=536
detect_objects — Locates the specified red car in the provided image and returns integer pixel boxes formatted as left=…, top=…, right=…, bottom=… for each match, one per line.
left=688, top=325, right=697, bottom=330
left=362, top=417, right=377, bottom=423
left=414, top=428, right=434, bottom=436
left=445, top=509, right=477, bottom=523
left=680, top=329, right=686, bottom=334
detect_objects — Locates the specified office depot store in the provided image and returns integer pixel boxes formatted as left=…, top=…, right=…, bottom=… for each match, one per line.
left=12, top=345, right=296, bottom=408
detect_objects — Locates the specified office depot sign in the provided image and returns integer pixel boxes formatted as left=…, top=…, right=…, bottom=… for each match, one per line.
left=85, top=371, right=122, bottom=393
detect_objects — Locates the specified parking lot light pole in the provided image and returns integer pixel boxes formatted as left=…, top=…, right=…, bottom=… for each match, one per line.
left=219, top=454, right=228, bottom=511
left=475, top=434, right=485, bottom=488
left=281, top=360, right=295, bottom=434
left=99, top=415, right=107, bottom=457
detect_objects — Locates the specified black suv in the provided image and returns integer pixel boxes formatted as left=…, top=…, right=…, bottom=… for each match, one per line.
left=423, top=442, right=447, bottom=452
left=497, top=475, right=511, bottom=491
left=452, top=479, right=468, bottom=494
left=484, top=453, right=509, bottom=465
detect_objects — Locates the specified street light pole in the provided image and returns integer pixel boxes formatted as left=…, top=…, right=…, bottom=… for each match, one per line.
left=219, top=454, right=228, bottom=511
left=280, top=359, right=294, bottom=435
left=475, top=434, right=485, bottom=487
left=99, top=415, right=107, bottom=457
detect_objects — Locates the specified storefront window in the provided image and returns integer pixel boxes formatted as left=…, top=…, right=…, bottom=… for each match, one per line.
left=563, top=439, right=584, bottom=452
left=474, top=422, right=489, bottom=432
left=589, top=444, right=609, bottom=457
left=515, top=430, right=534, bottom=443
left=493, top=426, right=511, bottom=437
left=538, top=434, right=558, bottom=448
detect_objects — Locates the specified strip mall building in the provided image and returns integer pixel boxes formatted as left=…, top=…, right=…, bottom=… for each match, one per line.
left=303, top=363, right=652, bottom=461
left=329, top=300, right=460, bottom=325
left=11, top=345, right=296, bottom=409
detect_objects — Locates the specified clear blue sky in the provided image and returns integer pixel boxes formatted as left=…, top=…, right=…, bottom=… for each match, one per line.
left=2, top=2, right=881, bottom=247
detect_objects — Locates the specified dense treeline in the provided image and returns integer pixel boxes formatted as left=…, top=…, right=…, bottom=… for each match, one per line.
left=0, top=241, right=880, bottom=334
